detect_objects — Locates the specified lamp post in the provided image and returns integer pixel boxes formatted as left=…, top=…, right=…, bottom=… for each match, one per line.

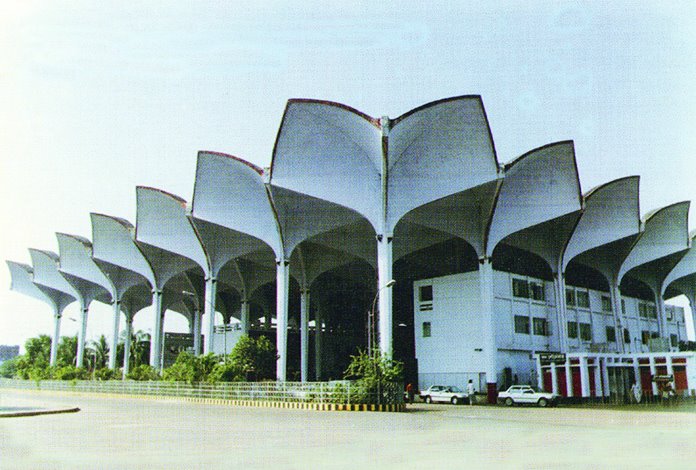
left=368, top=279, right=396, bottom=355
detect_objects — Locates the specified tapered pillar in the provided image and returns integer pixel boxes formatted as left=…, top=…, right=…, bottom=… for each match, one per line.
left=579, top=356, right=590, bottom=397
left=649, top=356, right=658, bottom=395
left=76, top=304, right=89, bottom=367
left=609, top=281, right=625, bottom=353
left=276, top=257, right=289, bottom=381
left=655, top=293, right=667, bottom=338
left=109, top=300, right=121, bottom=369
left=553, top=267, right=569, bottom=353
left=150, top=290, right=163, bottom=368
left=123, top=316, right=132, bottom=379
left=204, top=277, right=217, bottom=354
left=550, top=362, right=559, bottom=395
left=565, top=360, right=573, bottom=397
left=377, top=235, right=393, bottom=357
left=315, top=308, right=323, bottom=381
left=240, top=300, right=250, bottom=335
left=193, top=308, right=201, bottom=355
left=50, top=308, right=62, bottom=366
left=479, top=257, right=498, bottom=403
left=300, top=289, right=309, bottom=382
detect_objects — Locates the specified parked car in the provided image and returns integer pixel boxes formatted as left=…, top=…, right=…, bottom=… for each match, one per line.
left=498, top=385, right=558, bottom=407
left=419, top=385, right=468, bottom=404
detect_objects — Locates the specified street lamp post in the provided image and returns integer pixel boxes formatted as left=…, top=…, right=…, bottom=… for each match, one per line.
left=368, top=279, right=396, bottom=355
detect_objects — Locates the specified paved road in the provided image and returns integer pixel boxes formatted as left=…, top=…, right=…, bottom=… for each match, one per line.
left=2, top=390, right=695, bottom=469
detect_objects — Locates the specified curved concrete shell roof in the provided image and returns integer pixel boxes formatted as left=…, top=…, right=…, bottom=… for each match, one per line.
left=6, top=261, right=75, bottom=314
left=563, top=176, right=641, bottom=279
left=486, top=141, right=582, bottom=270
left=663, top=231, right=696, bottom=298
left=618, top=201, right=691, bottom=289
left=91, top=213, right=152, bottom=300
left=135, top=186, right=203, bottom=290
left=89, top=214, right=156, bottom=289
left=56, top=233, right=113, bottom=305
left=29, top=249, right=80, bottom=303
left=191, top=151, right=281, bottom=258
left=270, top=96, right=500, bottom=236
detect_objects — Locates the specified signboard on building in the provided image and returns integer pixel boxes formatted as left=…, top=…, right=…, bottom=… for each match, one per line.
left=539, top=352, right=566, bottom=365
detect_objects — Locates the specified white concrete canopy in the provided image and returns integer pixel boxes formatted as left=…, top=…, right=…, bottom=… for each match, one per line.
left=619, top=202, right=690, bottom=335
left=6, top=260, right=76, bottom=365
left=664, top=232, right=696, bottom=335
left=56, top=233, right=115, bottom=368
left=562, top=176, right=642, bottom=352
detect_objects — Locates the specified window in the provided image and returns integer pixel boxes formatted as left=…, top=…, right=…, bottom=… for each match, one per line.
left=621, top=299, right=626, bottom=315
left=670, top=334, right=678, bottom=347
left=422, top=322, right=431, bottom=338
left=576, top=291, right=590, bottom=309
left=623, top=328, right=631, bottom=343
left=601, top=295, right=612, bottom=312
left=605, top=326, right=616, bottom=342
left=512, top=278, right=529, bottom=298
left=639, top=303, right=648, bottom=318
left=419, top=285, right=433, bottom=311
left=567, top=321, right=578, bottom=339
left=649, top=305, right=657, bottom=319
left=533, top=318, right=548, bottom=336
left=530, top=282, right=545, bottom=301
left=565, top=288, right=576, bottom=306
left=514, top=315, right=530, bottom=334
left=419, top=285, right=433, bottom=302
left=666, top=309, right=674, bottom=322
left=579, top=323, right=592, bottom=342
left=641, top=330, right=650, bottom=345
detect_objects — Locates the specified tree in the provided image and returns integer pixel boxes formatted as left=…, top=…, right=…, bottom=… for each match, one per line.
left=87, top=335, right=110, bottom=370
left=14, top=335, right=52, bottom=379
left=227, top=335, right=277, bottom=381
left=56, top=336, right=78, bottom=367
left=126, top=364, right=160, bottom=381
left=162, top=352, right=218, bottom=384
left=0, top=356, right=19, bottom=378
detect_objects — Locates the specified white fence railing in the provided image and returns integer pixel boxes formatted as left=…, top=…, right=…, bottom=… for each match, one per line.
left=0, top=379, right=404, bottom=405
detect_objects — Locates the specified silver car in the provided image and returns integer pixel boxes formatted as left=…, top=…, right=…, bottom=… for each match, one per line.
left=498, top=385, right=558, bottom=407
left=420, top=385, right=468, bottom=405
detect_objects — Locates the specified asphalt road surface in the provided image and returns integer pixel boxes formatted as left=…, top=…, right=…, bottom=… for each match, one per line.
left=2, top=390, right=695, bottom=469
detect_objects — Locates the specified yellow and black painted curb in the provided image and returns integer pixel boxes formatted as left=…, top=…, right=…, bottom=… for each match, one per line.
left=0, top=388, right=405, bottom=412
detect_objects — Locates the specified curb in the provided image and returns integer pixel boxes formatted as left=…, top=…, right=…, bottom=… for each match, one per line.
left=0, top=388, right=405, bottom=412
left=0, top=407, right=80, bottom=418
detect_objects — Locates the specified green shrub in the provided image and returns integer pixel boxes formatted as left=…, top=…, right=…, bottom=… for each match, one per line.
left=94, top=367, right=118, bottom=381
left=53, top=365, right=89, bottom=381
left=126, top=364, right=160, bottom=381
left=162, top=352, right=219, bottom=384
left=0, top=356, right=20, bottom=378
left=207, top=361, right=244, bottom=383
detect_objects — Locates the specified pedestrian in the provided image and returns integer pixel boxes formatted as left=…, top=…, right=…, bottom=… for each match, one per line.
left=406, top=383, right=414, bottom=404
left=467, top=379, right=476, bottom=406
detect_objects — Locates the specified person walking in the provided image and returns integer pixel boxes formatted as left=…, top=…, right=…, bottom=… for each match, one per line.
left=467, top=379, right=476, bottom=406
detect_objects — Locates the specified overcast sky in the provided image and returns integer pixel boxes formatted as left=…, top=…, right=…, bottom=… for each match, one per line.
left=1, top=1, right=695, bottom=350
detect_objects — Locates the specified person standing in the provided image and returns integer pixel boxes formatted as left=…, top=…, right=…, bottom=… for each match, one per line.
left=467, top=379, right=476, bottom=406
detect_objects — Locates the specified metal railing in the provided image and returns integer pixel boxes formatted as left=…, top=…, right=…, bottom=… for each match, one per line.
left=0, top=379, right=403, bottom=405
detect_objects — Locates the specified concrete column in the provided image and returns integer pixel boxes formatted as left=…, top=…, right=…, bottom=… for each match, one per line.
left=109, top=299, right=121, bottom=370
left=150, top=290, right=163, bottom=368
left=276, top=257, right=289, bottom=381
left=158, top=309, right=165, bottom=370
left=122, top=316, right=132, bottom=379
left=565, top=360, right=573, bottom=397
left=632, top=357, right=640, bottom=390
left=666, top=355, right=674, bottom=391
left=535, top=355, right=543, bottom=390
left=193, top=309, right=201, bottom=355
left=553, top=267, right=568, bottom=353
left=50, top=308, right=62, bottom=366
left=687, top=293, right=696, bottom=341
left=550, top=362, right=559, bottom=395
left=300, top=288, right=309, bottom=382
left=649, top=356, right=658, bottom=395
left=610, top=282, right=625, bottom=353
left=479, top=257, right=498, bottom=403
left=601, top=358, right=610, bottom=398
left=579, top=356, right=590, bottom=397
left=594, top=358, right=604, bottom=397
left=655, top=293, right=667, bottom=338
left=377, top=235, right=393, bottom=357
left=203, top=277, right=217, bottom=354
left=76, top=303, right=89, bottom=368
left=315, top=308, right=323, bottom=381
left=240, top=300, right=250, bottom=335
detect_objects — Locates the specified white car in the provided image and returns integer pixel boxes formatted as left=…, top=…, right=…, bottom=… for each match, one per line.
left=419, top=385, right=468, bottom=405
left=498, top=385, right=558, bottom=407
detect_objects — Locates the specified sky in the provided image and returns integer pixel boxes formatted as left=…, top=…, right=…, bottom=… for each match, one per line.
left=1, top=1, right=695, bottom=351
